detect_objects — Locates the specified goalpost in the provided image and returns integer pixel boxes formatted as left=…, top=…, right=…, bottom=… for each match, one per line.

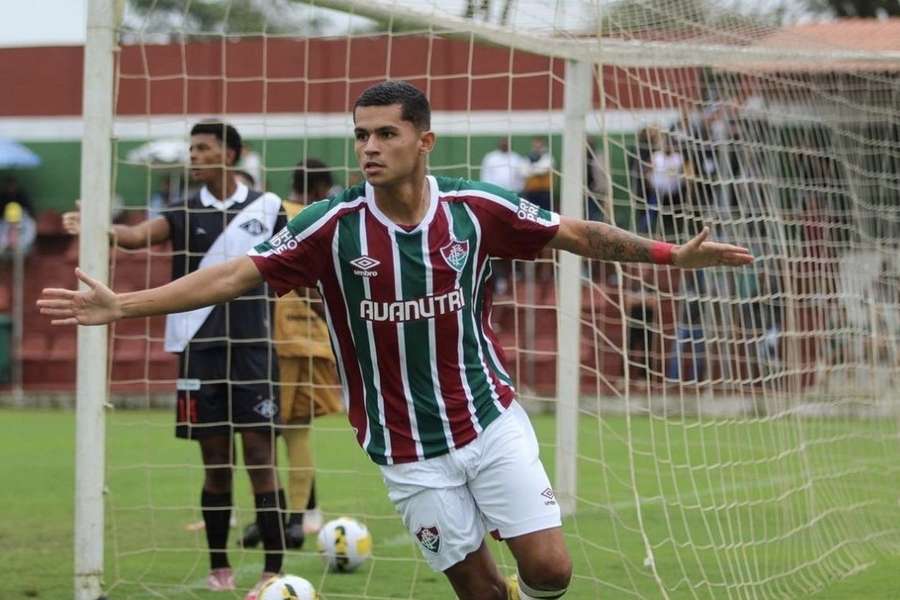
left=75, top=0, right=900, bottom=598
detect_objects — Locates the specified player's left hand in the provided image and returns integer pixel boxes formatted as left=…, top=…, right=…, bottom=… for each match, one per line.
left=672, top=227, right=753, bottom=269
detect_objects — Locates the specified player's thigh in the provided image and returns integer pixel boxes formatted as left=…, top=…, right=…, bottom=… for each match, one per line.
left=175, top=349, right=231, bottom=439
left=505, top=526, right=572, bottom=590
left=380, top=458, right=482, bottom=573
left=228, top=347, right=280, bottom=431
left=468, top=403, right=562, bottom=539
left=443, top=541, right=506, bottom=600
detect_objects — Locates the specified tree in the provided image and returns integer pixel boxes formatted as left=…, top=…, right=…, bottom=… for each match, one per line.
left=123, top=0, right=332, bottom=39
left=804, top=0, right=900, bottom=17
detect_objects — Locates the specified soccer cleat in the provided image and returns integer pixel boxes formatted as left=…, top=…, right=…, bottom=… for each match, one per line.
left=206, top=567, right=236, bottom=592
left=244, top=572, right=278, bottom=600
left=302, top=507, right=324, bottom=536
left=506, top=575, right=519, bottom=600
left=285, top=515, right=305, bottom=550
left=239, top=522, right=261, bottom=548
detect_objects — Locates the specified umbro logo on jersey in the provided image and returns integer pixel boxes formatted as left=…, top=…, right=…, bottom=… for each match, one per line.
left=350, top=255, right=380, bottom=277
left=240, top=218, right=267, bottom=236
left=195, top=227, right=207, bottom=235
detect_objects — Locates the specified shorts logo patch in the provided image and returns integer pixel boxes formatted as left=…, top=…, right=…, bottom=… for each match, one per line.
left=541, top=487, right=557, bottom=506
left=414, top=525, right=441, bottom=553
left=253, top=398, right=278, bottom=419
left=240, top=218, right=267, bottom=236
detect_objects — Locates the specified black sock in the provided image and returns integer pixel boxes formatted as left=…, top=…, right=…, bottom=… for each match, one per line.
left=201, top=489, right=232, bottom=570
left=255, top=490, right=285, bottom=574
left=306, top=479, right=317, bottom=511
left=287, top=512, right=304, bottom=527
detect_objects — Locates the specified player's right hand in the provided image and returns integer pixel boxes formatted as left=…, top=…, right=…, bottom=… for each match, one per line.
left=62, top=200, right=81, bottom=236
left=37, top=268, right=122, bottom=326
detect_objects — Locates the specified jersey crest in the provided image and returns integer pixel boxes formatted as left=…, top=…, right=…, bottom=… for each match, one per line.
left=440, top=238, right=469, bottom=272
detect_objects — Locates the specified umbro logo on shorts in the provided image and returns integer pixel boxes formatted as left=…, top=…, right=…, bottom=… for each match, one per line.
left=240, top=218, right=267, bottom=236
left=415, top=525, right=441, bottom=553
left=253, top=398, right=278, bottom=419
left=541, top=487, right=557, bottom=506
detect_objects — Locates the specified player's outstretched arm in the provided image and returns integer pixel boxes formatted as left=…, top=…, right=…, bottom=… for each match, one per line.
left=37, top=256, right=263, bottom=326
left=547, top=217, right=753, bottom=269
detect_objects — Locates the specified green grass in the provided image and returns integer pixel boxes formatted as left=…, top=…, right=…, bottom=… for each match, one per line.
left=2, top=408, right=900, bottom=599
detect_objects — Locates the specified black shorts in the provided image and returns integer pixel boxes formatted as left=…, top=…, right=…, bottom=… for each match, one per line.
left=175, top=347, right=280, bottom=439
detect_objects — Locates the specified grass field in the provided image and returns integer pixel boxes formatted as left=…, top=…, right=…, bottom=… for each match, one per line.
left=3, top=408, right=900, bottom=599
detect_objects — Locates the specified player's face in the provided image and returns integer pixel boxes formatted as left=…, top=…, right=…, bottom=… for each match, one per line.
left=353, top=104, right=433, bottom=187
left=189, top=133, right=232, bottom=185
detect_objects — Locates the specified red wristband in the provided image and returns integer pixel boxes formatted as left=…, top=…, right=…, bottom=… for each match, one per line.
left=649, top=241, right=676, bottom=265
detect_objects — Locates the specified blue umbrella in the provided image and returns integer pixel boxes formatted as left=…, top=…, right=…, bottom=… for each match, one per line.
left=0, top=139, right=41, bottom=168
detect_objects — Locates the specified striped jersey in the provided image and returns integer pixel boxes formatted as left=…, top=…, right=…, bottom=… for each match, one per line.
left=249, top=175, right=559, bottom=465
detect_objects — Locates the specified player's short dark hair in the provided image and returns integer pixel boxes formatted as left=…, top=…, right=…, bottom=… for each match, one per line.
left=190, top=120, right=243, bottom=164
left=292, top=158, right=334, bottom=198
left=353, top=80, right=431, bottom=131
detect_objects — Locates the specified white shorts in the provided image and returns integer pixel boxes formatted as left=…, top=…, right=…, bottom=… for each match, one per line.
left=380, top=402, right=562, bottom=572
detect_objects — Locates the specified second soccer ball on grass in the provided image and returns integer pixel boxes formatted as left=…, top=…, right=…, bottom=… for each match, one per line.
left=316, top=517, right=373, bottom=573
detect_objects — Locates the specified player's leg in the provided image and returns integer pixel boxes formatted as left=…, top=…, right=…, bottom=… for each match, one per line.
left=380, top=451, right=506, bottom=599
left=443, top=542, right=508, bottom=600
left=506, top=528, right=572, bottom=599
left=231, top=348, right=285, bottom=590
left=468, top=403, right=572, bottom=599
left=175, top=349, right=237, bottom=591
left=198, top=432, right=236, bottom=584
left=278, top=356, right=314, bottom=547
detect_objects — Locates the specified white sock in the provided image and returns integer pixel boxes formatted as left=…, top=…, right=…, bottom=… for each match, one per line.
left=518, top=575, right=568, bottom=600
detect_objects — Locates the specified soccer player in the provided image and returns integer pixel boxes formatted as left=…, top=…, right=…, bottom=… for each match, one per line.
left=60, top=121, right=288, bottom=598
left=240, top=158, right=342, bottom=551
left=42, top=82, right=753, bottom=600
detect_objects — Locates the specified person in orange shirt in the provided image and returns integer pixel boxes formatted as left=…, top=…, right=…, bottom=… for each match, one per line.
left=241, top=158, right=343, bottom=550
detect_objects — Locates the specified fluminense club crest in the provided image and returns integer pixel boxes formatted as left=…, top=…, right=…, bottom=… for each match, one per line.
left=415, top=525, right=441, bottom=553
left=440, top=238, right=469, bottom=272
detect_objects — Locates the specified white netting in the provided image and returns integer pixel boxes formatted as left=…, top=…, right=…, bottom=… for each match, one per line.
left=95, top=1, right=900, bottom=598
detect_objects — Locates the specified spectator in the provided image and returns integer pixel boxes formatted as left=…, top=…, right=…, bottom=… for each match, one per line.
left=631, top=127, right=660, bottom=233
left=0, top=175, right=36, bottom=254
left=480, top=137, right=526, bottom=193
left=147, top=175, right=180, bottom=220
left=586, top=136, right=609, bottom=222
left=523, top=136, right=554, bottom=212
left=649, top=132, right=686, bottom=242
left=480, top=138, right=526, bottom=294
left=667, top=271, right=707, bottom=382
left=615, top=264, right=659, bottom=387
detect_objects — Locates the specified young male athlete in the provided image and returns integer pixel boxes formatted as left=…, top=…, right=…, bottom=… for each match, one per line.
left=42, top=82, right=753, bottom=600
left=61, top=121, right=288, bottom=598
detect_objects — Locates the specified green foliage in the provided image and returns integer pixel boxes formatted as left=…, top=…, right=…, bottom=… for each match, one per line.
left=804, top=0, right=900, bottom=17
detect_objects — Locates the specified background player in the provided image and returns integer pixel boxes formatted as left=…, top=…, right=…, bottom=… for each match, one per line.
left=61, top=121, right=287, bottom=599
left=240, top=158, right=342, bottom=550
left=43, top=83, right=753, bottom=600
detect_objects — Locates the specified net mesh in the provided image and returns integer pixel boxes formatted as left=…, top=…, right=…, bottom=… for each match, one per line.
left=100, top=1, right=900, bottom=598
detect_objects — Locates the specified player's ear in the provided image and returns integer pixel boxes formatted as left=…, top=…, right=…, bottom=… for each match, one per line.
left=419, top=130, right=435, bottom=155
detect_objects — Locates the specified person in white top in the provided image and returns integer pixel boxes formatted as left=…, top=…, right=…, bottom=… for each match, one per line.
left=649, top=134, right=686, bottom=241
left=480, top=138, right=526, bottom=193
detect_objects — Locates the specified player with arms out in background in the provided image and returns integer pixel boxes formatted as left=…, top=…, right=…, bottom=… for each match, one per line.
left=61, top=121, right=288, bottom=599
left=42, top=82, right=752, bottom=600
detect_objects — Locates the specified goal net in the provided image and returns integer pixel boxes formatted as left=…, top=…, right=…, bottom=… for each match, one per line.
left=89, top=0, right=900, bottom=598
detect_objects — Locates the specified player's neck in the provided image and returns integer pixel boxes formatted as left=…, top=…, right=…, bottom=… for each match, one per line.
left=372, top=175, right=429, bottom=227
left=206, top=174, right=237, bottom=201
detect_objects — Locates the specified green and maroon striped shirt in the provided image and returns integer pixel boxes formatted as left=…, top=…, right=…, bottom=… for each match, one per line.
left=250, top=176, right=559, bottom=465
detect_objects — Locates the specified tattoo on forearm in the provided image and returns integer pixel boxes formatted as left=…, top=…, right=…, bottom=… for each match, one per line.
left=584, top=222, right=651, bottom=262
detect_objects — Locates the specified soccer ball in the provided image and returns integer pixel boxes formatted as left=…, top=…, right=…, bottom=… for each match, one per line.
left=316, top=516, right=373, bottom=572
left=257, top=574, right=318, bottom=600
